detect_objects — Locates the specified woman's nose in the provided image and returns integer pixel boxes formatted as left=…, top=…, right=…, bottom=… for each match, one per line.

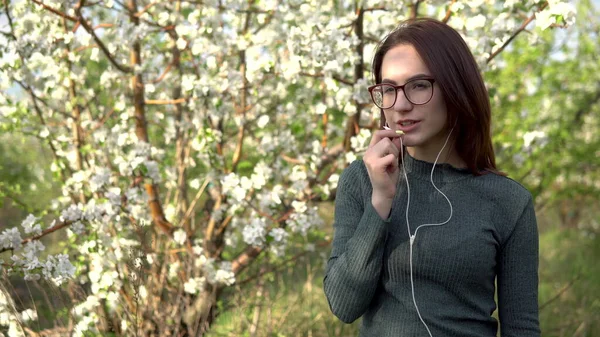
left=392, top=88, right=413, bottom=111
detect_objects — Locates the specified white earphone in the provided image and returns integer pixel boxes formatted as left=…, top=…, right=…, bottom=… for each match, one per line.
left=383, top=123, right=454, bottom=337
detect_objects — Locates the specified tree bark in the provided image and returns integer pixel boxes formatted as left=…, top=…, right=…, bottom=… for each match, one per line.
left=127, top=0, right=174, bottom=236
left=343, top=6, right=364, bottom=152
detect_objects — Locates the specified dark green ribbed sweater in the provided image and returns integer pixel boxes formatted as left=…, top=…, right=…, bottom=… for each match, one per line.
left=324, top=154, right=540, bottom=337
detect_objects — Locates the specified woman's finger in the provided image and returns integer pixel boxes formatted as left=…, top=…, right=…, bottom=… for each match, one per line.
left=377, top=153, right=398, bottom=172
left=368, top=130, right=403, bottom=148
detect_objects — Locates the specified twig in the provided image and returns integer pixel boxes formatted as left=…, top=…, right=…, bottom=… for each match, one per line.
left=181, top=178, right=211, bottom=227
left=0, top=220, right=74, bottom=254
left=539, top=273, right=581, bottom=310
left=74, top=0, right=133, bottom=73
left=410, top=0, right=423, bottom=19
left=152, top=61, right=174, bottom=83
left=486, top=2, right=548, bottom=64
left=30, top=0, right=78, bottom=22
left=363, top=6, right=386, bottom=12
left=90, top=108, right=116, bottom=131
left=442, top=0, right=456, bottom=23
left=134, top=0, right=160, bottom=17
left=237, top=250, right=310, bottom=286
left=93, top=23, right=115, bottom=29
left=231, top=245, right=263, bottom=275
left=145, top=98, right=186, bottom=105
left=299, top=72, right=354, bottom=86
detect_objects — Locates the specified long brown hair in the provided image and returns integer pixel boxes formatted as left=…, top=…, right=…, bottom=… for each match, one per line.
left=372, top=18, right=500, bottom=175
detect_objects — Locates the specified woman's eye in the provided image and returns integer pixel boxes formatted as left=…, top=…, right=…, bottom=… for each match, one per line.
left=410, top=81, right=430, bottom=90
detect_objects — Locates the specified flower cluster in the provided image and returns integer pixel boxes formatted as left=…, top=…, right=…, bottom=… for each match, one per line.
left=0, top=289, right=37, bottom=337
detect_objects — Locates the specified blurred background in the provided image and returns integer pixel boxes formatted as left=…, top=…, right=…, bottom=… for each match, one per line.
left=0, top=0, right=598, bottom=336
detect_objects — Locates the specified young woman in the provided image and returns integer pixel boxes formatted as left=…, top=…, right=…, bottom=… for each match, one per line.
left=324, top=18, right=540, bottom=337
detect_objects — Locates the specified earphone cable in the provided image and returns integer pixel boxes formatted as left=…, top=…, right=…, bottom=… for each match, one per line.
left=399, top=127, right=454, bottom=337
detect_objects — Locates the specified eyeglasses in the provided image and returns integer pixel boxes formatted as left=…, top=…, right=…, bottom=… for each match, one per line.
left=368, top=78, right=436, bottom=109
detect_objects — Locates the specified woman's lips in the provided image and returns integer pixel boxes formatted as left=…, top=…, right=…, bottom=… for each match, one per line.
left=396, top=120, right=421, bottom=132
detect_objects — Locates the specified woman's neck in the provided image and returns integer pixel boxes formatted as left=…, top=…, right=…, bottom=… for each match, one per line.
left=406, top=144, right=466, bottom=169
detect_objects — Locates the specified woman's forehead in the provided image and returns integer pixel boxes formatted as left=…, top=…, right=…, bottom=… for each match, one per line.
left=381, top=44, right=430, bottom=80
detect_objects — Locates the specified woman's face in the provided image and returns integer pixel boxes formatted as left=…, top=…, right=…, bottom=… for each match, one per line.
left=381, top=44, right=449, bottom=153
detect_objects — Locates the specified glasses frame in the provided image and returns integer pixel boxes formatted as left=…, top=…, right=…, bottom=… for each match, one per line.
left=368, top=78, right=436, bottom=108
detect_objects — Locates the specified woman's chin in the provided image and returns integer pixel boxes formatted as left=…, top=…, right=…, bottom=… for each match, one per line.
left=400, top=137, right=420, bottom=148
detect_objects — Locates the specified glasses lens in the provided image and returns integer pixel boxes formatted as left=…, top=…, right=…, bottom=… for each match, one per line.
left=371, top=84, right=396, bottom=109
left=405, top=79, right=433, bottom=105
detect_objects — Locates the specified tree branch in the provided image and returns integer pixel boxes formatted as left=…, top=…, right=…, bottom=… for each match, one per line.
left=539, top=274, right=581, bottom=310
left=14, top=80, right=72, bottom=182
left=363, top=6, right=386, bottom=12
left=231, top=245, right=263, bottom=275
left=344, top=5, right=364, bottom=152
left=442, top=0, right=456, bottom=23
left=152, top=60, right=174, bottom=83
left=0, top=220, right=74, bottom=254
left=486, top=2, right=548, bottom=64
left=75, top=0, right=133, bottom=73
left=134, top=0, right=160, bottom=17
left=31, top=0, right=78, bottom=22
left=181, top=178, right=211, bottom=227
left=299, top=72, right=354, bottom=86
left=410, top=0, right=423, bottom=19
left=125, top=0, right=176, bottom=241
left=145, top=98, right=187, bottom=105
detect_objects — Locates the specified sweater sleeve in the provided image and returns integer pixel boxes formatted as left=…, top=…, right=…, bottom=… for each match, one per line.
left=323, top=162, right=391, bottom=323
left=497, top=195, right=541, bottom=337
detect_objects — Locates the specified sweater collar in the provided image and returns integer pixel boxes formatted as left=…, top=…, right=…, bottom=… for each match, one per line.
left=402, top=152, right=472, bottom=183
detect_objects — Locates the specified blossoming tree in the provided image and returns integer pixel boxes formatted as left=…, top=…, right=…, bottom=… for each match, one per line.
left=0, top=0, right=584, bottom=336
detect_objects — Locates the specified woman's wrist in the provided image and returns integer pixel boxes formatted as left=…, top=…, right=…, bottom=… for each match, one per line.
left=372, top=193, right=393, bottom=220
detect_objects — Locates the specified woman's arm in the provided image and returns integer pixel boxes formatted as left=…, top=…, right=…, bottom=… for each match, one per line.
left=498, top=195, right=541, bottom=337
left=323, top=162, right=391, bottom=323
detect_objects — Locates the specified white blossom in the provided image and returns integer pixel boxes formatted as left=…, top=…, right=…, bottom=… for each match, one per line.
left=184, top=277, right=206, bottom=294
left=143, top=160, right=161, bottom=181
left=189, top=178, right=201, bottom=189
left=292, top=200, right=307, bottom=213
left=290, top=166, right=307, bottom=182
left=168, top=261, right=180, bottom=279
left=61, top=204, right=83, bottom=222
left=19, top=309, right=37, bottom=322
left=173, top=229, right=187, bottom=245
left=251, top=161, right=272, bottom=189
left=42, top=254, right=76, bottom=286
left=523, top=130, right=548, bottom=149
left=269, top=228, right=288, bottom=243
left=0, top=228, right=22, bottom=250
left=89, top=168, right=111, bottom=192
left=257, top=115, right=270, bottom=128
left=536, top=10, right=556, bottom=30
left=242, top=217, right=267, bottom=246
left=350, top=129, right=372, bottom=153
left=21, top=214, right=42, bottom=236
left=465, top=14, right=486, bottom=31
left=70, top=221, right=85, bottom=235
left=192, top=246, right=204, bottom=256
left=214, top=262, right=235, bottom=286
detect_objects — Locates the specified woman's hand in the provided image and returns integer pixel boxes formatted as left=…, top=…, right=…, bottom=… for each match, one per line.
left=364, top=130, right=403, bottom=219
